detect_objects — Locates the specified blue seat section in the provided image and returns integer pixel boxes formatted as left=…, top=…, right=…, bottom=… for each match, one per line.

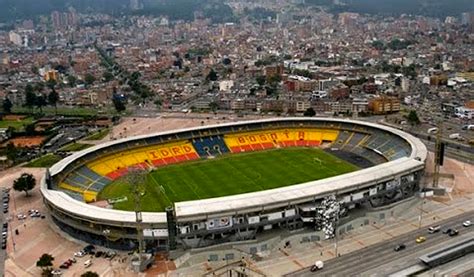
left=192, top=135, right=230, bottom=157
left=64, top=165, right=112, bottom=192
left=63, top=190, right=84, bottom=202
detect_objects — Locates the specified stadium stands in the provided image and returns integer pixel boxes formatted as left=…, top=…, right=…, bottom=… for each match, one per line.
left=43, top=118, right=426, bottom=252
left=87, top=140, right=200, bottom=180
left=192, top=136, right=230, bottom=157
left=224, top=129, right=339, bottom=153
left=56, top=124, right=412, bottom=205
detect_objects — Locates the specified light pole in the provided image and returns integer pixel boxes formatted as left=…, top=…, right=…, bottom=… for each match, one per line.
left=103, top=229, right=110, bottom=249
left=418, top=181, right=427, bottom=229
left=334, top=205, right=340, bottom=258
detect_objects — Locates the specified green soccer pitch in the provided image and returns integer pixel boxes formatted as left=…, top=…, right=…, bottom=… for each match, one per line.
left=97, top=148, right=359, bottom=212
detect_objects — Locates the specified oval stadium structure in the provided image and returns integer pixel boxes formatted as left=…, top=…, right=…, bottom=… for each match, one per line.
left=41, top=118, right=427, bottom=251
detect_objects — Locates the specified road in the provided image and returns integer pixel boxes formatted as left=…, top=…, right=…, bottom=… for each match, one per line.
left=286, top=211, right=474, bottom=276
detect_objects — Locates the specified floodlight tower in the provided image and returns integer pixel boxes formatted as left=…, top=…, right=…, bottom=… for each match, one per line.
left=433, top=120, right=443, bottom=188
left=126, top=169, right=147, bottom=264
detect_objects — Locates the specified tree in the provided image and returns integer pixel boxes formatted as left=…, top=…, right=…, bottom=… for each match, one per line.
left=304, top=107, right=316, bottom=117
left=103, top=71, right=114, bottom=82
left=25, top=123, right=36, bottom=135
left=35, top=94, right=47, bottom=113
left=222, top=57, right=231, bottom=65
left=46, top=79, right=57, bottom=90
left=154, top=98, right=162, bottom=109
left=34, top=82, right=44, bottom=93
left=13, top=173, right=36, bottom=197
left=36, top=253, right=54, bottom=268
left=256, top=75, right=266, bottom=86
left=2, top=98, right=13, bottom=114
left=84, top=73, right=96, bottom=87
left=67, top=75, right=77, bottom=87
left=407, top=110, right=420, bottom=125
left=48, top=89, right=59, bottom=114
left=130, top=71, right=141, bottom=82
left=5, top=143, right=18, bottom=162
left=25, top=85, right=37, bottom=111
left=41, top=268, right=53, bottom=277
left=112, top=93, right=126, bottom=113
left=81, top=272, right=99, bottom=277
left=371, top=40, right=385, bottom=50
left=267, top=75, right=281, bottom=85
left=206, top=69, right=218, bottom=81
left=209, top=101, right=219, bottom=112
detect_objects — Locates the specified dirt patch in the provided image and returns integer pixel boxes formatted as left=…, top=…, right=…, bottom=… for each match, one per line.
left=2, top=115, right=27, bottom=121
left=6, top=136, right=46, bottom=148
left=424, top=152, right=474, bottom=202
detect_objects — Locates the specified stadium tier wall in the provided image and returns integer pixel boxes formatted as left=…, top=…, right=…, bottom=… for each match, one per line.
left=41, top=118, right=427, bottom=250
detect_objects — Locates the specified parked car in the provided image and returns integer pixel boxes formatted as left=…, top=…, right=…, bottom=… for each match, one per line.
left=59, top=263, right=70, bottom=269
left=84, top=259, right=92, bottom=268
left=74, top=251, right=86, bottom=258
left=105, top=251, right=117, bottom=260
left=51, top=269, right=62, bottom=276
left=68, top=258, right=77, bottom=263
left=16, top=214, right=27, bottom=220
left=83, top=244, right=95, bottom=254
left=30, top=212, right=41, bottom=218
left=463, top=220, right=471, bottom=227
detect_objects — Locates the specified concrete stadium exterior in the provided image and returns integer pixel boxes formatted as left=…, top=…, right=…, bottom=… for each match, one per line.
left=41, top=118, right=427, bottom=251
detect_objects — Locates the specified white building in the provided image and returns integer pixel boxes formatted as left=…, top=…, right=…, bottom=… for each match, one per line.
left=9, top=31, right=23, bottom=46
left=219, top=80, right=234, bottom=92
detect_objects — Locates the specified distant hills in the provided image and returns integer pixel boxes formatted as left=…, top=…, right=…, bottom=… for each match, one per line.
left=326, top=0, right=473, bottom=18
left=0, top=0, right=129, bottom=22
left=0, top=0, right=472, bottom=23
left=0, top=0, right=234, bottom=24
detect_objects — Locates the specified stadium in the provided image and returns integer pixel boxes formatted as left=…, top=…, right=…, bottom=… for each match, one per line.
left=40, top=118, right=427, bottom=252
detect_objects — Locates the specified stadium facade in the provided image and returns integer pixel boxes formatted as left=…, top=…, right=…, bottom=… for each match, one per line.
left=41, top=118, right=427, bottom=251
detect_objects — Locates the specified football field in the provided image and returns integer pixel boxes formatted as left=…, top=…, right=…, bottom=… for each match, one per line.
left=97, top=148, right=358, bottom=212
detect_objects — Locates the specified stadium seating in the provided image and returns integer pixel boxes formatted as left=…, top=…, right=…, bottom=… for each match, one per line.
left=224, top=129, right=339, bottom=153
left=87, top=140, right=199, bottom=180
left=192, top=136, right=230, bottom=157
left=57, top=125, right=412, bottom=203
left=59, top=182, right=98, bottom=203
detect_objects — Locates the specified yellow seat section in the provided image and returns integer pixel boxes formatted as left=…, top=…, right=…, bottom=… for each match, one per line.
left=320, top=129, right=339, bottom=141
left=83, top=190, right=98, bottom=203
left=59, top=183, right=97, bottom=202
left=87, top=140, right=198, bottom=176
left=225, top=128, right=336, bottom=144
left=60, top=182, right=85, bottom=193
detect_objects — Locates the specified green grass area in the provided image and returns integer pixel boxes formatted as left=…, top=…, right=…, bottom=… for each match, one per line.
left=12, top=106, right=116, bottom=117
left=84, top=128, right=110, bottom=140
left=0, top=118, right=34, bottom=130
left=98, top=148, right=358, bottom=212
left=25, top=154, right=62, bottom=168
left=59, top=143, right=93, bottom=152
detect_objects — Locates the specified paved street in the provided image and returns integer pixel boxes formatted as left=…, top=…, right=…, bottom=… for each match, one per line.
left=289, top=211, right=474, bottom=276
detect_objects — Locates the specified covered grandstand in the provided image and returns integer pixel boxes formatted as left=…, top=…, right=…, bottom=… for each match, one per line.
left=41, top=118, right=427, bottom=250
